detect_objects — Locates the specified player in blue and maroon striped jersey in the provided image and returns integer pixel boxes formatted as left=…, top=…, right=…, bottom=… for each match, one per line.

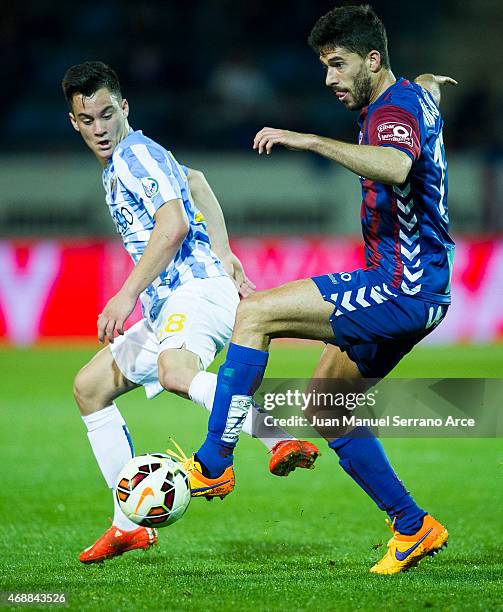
left=182, top=5, right=457, bottom=574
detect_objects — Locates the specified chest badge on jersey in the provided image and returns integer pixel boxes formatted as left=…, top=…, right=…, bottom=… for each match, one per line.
left=141, top=177, right=159, bottom=198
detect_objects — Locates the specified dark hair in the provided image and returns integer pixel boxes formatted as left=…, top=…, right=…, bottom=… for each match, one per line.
left=62, top=61, right=122, bottom=108
left=308, top=4, right=390, bottom=69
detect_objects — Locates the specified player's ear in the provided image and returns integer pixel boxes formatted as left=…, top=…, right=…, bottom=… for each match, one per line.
left=367, top=50, right=382, bottom=73
left=122, top=98, right=129, bottom=119
left=69, top=112, right=79, bottom=132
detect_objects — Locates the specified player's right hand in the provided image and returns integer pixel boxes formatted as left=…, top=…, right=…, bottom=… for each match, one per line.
left=97, top=289, right=137, bottom=343
left=221, top=252, right=256, bottom=298
left=253, top=127, right=313, bottom=155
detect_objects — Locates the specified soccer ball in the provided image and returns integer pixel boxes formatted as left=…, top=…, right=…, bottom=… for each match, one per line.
left=115, top=453, right=191, bottom=528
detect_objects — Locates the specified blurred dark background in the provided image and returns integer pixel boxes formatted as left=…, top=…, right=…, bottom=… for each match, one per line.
left=2, top=0, right=503, bottom=152
left=1, top=0, right=502, bottom=235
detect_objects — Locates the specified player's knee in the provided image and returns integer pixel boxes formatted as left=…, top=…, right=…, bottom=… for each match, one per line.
left=73, top=365, right=103, bottom=414
left=158, top=361, right=193, bottom=396
left=235, top=293, right=269, bottom=334
left=73, top=368, right=92, bottom=413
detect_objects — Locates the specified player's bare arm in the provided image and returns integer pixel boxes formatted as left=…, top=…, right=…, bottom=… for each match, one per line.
left=414, top=74, right=458, bottom=106
left=253, top=128, right=411, bottom=185
left=186, top=167, right=255, bottom=297
left=97, top=199, right=188, bottom=344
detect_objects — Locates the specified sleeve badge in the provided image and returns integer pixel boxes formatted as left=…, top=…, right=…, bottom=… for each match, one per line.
left=141, top=177, right=159, bottom=198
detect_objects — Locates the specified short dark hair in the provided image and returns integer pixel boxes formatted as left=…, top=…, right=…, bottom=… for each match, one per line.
left=62, top=61, right=122, bottom=108
left=308, top=4, right=390, bottom=69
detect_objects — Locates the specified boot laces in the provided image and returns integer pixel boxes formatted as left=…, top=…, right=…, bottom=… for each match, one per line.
left=165, top=437, right=189, bottom=463
left=385, top=516, right=397, bottom=535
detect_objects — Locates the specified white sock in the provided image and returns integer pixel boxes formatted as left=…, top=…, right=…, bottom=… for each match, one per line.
left=188, top=371, right=293, bottom=451
left=82, top=403, right=139, bottom=531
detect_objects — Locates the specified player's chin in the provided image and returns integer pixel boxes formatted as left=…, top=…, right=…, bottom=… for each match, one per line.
left=346, top=100, right=364, bottom=111
left=95, top=147, right=113, bottom=161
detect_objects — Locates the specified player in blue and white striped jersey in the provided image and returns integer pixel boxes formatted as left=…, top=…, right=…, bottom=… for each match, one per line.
left=103, top=128, right=226, bottom=319
left=62, top=61, right=318, bottom=563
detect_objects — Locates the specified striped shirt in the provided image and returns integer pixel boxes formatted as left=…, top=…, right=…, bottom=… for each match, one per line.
left=102, top=129, right=226, bottom=320
left=358, top=78, right=455, bottom=304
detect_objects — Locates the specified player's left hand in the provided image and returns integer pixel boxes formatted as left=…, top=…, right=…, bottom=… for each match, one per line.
left=414, top=74, right=458, bottom=87
left=413, top=74, right=457, bottom=106
left=97, top=290, right=137, bottom=344
left=253, top=127, right=312, bottom=155
left=221, top=252, right=256, bottom=298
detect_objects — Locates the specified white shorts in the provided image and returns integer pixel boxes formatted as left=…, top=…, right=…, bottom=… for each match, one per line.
left=110, top=276, right=239, bottom=399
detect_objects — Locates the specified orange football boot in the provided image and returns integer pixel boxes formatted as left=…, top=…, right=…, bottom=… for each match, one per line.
left=181, top=455, right=235, bottom=500
left=370, top=514, right=448, bottom=574
left=269, top=440, right=320, bottom=476
left=79, top=525, right=157, bottom=564
left=166, top=440, right=235, bottom=500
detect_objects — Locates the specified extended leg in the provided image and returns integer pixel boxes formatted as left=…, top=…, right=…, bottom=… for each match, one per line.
left=196, top=279, right=334, bottom=476
left=303, top=343, right=363, bottom=440
left=158, top=347, right=313, bottom=463
left=309, top=344, right=427, bottom=535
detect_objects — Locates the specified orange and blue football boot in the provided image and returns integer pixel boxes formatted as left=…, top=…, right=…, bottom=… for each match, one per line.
left=269, top=440, right=320, bottom=476
left=79, top=525, right=157, bottom=564
left=166, top=440, right=235, bottom=500
left=181, top=454, right=235, bottom=500
left=370, top=514, right=448, bottom=575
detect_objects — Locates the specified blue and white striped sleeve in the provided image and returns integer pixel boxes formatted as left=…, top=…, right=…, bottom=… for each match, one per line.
left=114, top=143, right=182, bottom=217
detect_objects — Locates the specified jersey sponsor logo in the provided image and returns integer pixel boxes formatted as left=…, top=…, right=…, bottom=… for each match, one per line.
left=141, top=177, right=159, bottom=198
left=377, top=122, right=414, bottom=148
left=113, top=207, right=134, bottom=234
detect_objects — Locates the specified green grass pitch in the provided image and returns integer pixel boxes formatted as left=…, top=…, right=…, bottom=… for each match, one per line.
left=1, top=343, right=502, bottom=611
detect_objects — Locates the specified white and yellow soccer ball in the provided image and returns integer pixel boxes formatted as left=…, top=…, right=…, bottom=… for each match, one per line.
left=115, top=454, right=191, bottom=528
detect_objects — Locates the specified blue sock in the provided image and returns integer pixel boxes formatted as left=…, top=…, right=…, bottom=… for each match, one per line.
left=329, top=427, right=426, bottom=534
left=197, top=343, right=269, bottom=477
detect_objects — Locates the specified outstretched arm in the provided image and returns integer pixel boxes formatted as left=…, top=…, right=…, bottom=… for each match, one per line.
left=253, top=129, right=412, bottom=185
left=187, top=168, right=255, bottom=297
left=414, top=74, right=458, bottom=106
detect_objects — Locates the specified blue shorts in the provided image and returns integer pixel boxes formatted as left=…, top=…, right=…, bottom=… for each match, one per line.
left=312, top=268, right=448, bottom=378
